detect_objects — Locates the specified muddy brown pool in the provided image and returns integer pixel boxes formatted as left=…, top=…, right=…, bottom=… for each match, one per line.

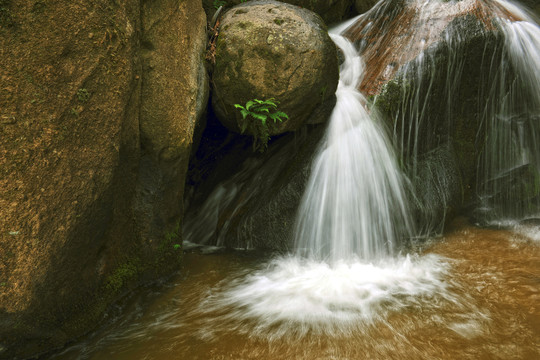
left=48, top=224, right=539, bottom=360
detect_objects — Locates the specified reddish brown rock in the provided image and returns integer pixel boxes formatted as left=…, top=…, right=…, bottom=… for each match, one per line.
left=343, top=0, right=522, bottom=96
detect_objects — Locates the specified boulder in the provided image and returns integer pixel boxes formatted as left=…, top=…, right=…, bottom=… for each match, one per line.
left=203, top=0, right=356, bottom=26
left=137, top=0, right=209, bottom=251
left=0, top=0, right=207, bottom=358
left=211, top=0, right=339, bottom=140
left=343, top=0, right=540, bottom=229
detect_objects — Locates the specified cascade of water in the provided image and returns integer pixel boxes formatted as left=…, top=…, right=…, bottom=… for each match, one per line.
left=293, top=30, right=414, bottom=263
left=349, top=0, right=540, bottom=229
left=184, top=17, right=459, bottom=338
left=477, top=2, right=540, bottom=221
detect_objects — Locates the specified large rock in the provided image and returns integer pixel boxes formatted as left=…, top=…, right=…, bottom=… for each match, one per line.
left=212, top=0, right=339, bottom=138
left=0, top=0, right=207, bottom=358
left=137, top=0, right=209, bottom=253
left=203, top=0, right=356, bottom=26
left=344, top=0, right=540, bottom=229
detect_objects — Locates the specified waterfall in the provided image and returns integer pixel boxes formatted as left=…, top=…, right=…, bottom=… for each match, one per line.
left=294, top=30, right=414, bottom=263
left=199, top=21, right=453, bottom=338
left=477, top=2, right=540, bottom=222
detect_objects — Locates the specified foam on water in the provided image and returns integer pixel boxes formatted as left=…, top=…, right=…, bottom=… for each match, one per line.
left=195, top=19, right=453, bottom=339
left=198, top=254, right=460, bottom=339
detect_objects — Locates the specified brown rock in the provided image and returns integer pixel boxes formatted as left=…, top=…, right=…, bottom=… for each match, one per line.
left=0, top=0, right=207, bottom=358
left=203, top=0, right=356, bottom=26
left=212, top=0, right=339, bottom=138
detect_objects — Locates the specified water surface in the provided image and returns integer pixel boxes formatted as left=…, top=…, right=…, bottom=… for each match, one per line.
left=49, top=222, right=540, bottom=360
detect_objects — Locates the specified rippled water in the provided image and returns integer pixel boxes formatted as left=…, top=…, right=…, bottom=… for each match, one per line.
left=48, top=222, right=539, bottom=360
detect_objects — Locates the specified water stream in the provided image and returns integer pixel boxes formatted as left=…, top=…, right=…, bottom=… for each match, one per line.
left=294, top=30, right=413, bottom=263
left=478, top=1, right=540, bottom=222
left=45, top=1, right=540, bottom=358
left=48, top=223, right=540, bottom=359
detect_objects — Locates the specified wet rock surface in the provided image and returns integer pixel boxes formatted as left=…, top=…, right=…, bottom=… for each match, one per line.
left=343, top=0, right=532, bottom=231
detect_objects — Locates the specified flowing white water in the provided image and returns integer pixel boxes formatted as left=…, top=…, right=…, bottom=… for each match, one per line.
left=477, top=4, right=540, bottom=221
left=204, top=25, right=454, bottom=337
left=294, top=31, right=414, bottom=263
left=198, top=253, right=466, bottom=340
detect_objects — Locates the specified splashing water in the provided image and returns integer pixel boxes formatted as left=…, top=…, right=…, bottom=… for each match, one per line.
left=294, top=30, right=414, bottom=264
left=204, top=24, right=453, bottom=337
left=183, top=1, right=540, bottom=338
left=198, top=253, right=464, bottom=340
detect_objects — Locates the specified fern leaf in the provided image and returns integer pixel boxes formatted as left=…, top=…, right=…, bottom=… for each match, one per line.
left=245, top=100, right=255, bottom=111
left=240, top=109, right=250, bottom=119
left=252, top=113, right=267, bottom=124
left=274, top=111, right=289, bottom=119
left=269, top=111, right=289, bottom=122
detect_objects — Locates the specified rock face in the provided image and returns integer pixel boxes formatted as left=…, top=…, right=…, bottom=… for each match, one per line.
left=354, top=0, right=378, bottom=14
left=184, top=124, right=326, bottom=251
left=0, top=0, right=207, bottom=358
left=212, top=0, right=339, bottom=138
left=138, top=0, right=209, bottom=254
left=344, top=0, right=538, bottom=231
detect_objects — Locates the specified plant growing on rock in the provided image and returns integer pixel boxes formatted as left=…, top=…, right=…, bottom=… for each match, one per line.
left=234, top=98, right=289, bottom=151
left=213, top=0, right=226, bottom=9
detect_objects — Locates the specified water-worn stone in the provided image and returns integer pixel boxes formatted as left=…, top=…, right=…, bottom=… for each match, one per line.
left=344, top=0, right=534, bottom=231
left=0, top=0, right=207, bottom=358
left=212, top=0, right=339, bottom=137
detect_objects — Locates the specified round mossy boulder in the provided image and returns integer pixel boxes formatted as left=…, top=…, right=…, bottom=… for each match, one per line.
left=211, top=0, right=339, bottom=139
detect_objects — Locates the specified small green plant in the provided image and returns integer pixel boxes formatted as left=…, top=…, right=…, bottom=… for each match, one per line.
left=213, top=0, right=226, bottom=9
left=234, top=98, right=288, bottom=151
left=77, top=88, right=90, bottom=103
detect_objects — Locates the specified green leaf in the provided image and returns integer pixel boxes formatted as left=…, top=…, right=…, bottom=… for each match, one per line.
left=275, top=111, right=288, bottom=119
left=234, top=104, right=246, bottom=110
left=245, top=100, right=256, bottom=111
left=240, top=109, right=249, bottom=119
left=264, top=98, right=277, bottom=107
left=269, top=111, right=288, bottom=122
left=252, top=113, right=267, bottom=125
